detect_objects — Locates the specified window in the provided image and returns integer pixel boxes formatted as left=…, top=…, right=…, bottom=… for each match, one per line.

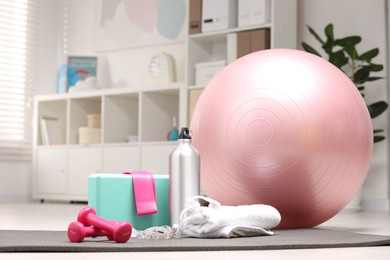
left=0, top=0, right=38, bottom=161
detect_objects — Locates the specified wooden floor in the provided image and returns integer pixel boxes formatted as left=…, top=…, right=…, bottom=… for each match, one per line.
left=0, top=202, right=389, bottom=259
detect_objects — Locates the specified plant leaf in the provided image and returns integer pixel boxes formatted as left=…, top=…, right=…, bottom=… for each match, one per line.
left=335, top=37, right=361, bottom=60
left=354, top=67, right=370, bottom=84
left=324, top=24, right=334, bottom=42
left=359, top=48, right=379, bottom=62
left=323, top=24, right=336, bottom=54
left=368, top=101, right=389, bottom=118
left=345, top=44, right=359, bottom=60
left=366, top=76, right=384, bottom=82
left=328, top=50, right=348, bottom=69
left=307, top=25, right=325, bottom=45
left=374, top=135, right=385, bottom=143
left=301, top=42, right=322, bottom=57
left=335, top=36, right=361, bottom=47
left=363, top=63, right=383, bottom=72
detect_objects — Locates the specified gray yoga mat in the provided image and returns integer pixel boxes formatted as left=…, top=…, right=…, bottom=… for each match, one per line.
left=1, top=228, right=390, bottom=252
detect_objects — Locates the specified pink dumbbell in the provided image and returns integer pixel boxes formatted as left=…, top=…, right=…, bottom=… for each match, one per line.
left=68, top=221, right=113, bottom=242
left=77, top=206, right=132, bottom=243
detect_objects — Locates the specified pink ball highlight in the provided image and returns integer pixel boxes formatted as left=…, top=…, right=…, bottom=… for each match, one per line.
left=190, top=49, right=373, bottom=229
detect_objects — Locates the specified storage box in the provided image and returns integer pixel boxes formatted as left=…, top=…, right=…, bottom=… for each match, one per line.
left=88, top=173, right=170, bottom=230
left=195, top=60, right=226, bottom=86
left=87, top=114, right=101, bottom=128
left=238, top=0, right=270, bottom=28
left=78, top=127, right=101, bottom=144
left=201, top=0, right=237, bottom=32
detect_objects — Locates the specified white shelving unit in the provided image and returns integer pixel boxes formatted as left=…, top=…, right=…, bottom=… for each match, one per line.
left=32, top=0, right=297, bottom=201
left=33, top=85, right=180, bottom=201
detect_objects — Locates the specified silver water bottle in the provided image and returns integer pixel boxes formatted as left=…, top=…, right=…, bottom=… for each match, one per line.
left=169, top=127, right=200, bottom=225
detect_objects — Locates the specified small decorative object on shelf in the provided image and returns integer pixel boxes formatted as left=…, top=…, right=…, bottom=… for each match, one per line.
left=56, top=63, right=67, bottom=94
left=126, top=135, right=139, bottom=143
left=87, top=114, right=101, bottom=128
left=168, top=116, right=179, bottom=141
left=67, top=56, right=97, bottom=92
left=78, top=114, right=101, bottom=145
left=146, top=53, right=175, bottom=85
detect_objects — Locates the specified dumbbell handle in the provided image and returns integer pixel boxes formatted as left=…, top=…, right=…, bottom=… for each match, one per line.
left=78, top=207, right=132, bottom=243
left=68, top=221, right=112, bottom=242
left=87, top=215, right=131, bottom=243
left=87, top=214, right=116, bottom=233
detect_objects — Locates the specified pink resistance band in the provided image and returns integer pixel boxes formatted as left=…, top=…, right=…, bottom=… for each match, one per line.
left=123, top=171, right=158, bottom=215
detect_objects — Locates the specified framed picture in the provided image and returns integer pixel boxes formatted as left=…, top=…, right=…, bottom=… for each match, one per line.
left=67, top=56, right=97, bottom=91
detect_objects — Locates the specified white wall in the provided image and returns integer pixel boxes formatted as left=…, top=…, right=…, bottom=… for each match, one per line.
left=0, top=162, right=31, bottom=202
left=297, top=0, right=389, bottom=211
left=37, top=0, right=63, bottom=94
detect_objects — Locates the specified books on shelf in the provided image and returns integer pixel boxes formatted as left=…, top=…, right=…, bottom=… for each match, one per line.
left=40, top=117, right=65, bottom=146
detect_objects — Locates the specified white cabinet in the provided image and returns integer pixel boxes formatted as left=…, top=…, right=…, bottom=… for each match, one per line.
left=68, top=147, right=102, bottom=197
left=140, top=143, right=177, bottom=175
left=102, top=145, right=140, bottom=173
left=35, top=147, right=67, bottom=195
left=33, top=0, right=297, bottom=202
left=32, top=87, right=180, bottom=201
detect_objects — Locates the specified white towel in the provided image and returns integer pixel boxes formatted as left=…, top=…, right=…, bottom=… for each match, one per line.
left=179, top=196, right=281, bottom=238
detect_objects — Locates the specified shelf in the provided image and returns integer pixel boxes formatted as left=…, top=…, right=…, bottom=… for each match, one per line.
left=102, top=142, right=140, bottom=148
left=141, top=140, right=178, bottom=146
left=188, top=84, right=207, bottom=90
left=189, top=24, right=272, bottom=43
left=141, top=90, right=180, bottom=142
left=37, top=99, right=67, bottom=146
left=68, top=143, right=103, bottom=148
left=34, top=81, right=185, bottom=101
left=69, top=96, right=102, bottom=145
left=139, top=81, right=185, bottom=93
left=104, top=93, right=139, bottom=144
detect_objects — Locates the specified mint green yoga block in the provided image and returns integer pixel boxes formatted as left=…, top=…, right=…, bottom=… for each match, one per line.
left=88, top=173, right=170, bottom=230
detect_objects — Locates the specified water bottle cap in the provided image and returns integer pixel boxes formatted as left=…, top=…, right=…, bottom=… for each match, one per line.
left=179, top=127, right=192, bottom=139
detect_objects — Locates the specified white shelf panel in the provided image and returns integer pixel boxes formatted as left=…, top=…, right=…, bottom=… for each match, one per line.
left=189, top=24, right=272, bottom=43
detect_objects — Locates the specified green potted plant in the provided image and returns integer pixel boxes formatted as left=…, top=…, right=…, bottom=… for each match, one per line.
left=302, top=23, right=388, bottom=142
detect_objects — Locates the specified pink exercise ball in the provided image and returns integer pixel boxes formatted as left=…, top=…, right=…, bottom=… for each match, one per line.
left=190, top=49, right=373, bottom=229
